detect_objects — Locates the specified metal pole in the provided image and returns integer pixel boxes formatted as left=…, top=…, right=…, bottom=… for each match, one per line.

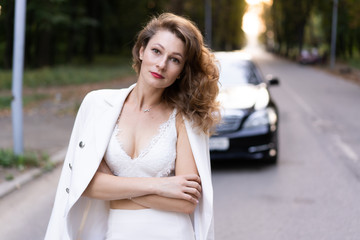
left=330, top=0, right=338, bottom=69
left=204, top=0, right=212, bottom=47
left=11, top=0, right=27, bottom=155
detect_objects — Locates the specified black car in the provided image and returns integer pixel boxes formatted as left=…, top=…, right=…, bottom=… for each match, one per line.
left=210, top=52, right=280, bottom=163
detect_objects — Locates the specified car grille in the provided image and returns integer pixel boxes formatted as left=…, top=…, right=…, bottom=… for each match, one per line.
left=216, top=116, right=241, bottom=134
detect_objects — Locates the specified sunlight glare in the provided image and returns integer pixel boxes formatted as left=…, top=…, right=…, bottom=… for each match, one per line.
left=242, top=0, right=271, bottom=36
left=246, top=0, right=272, bottom=5
left=246, top=0, right=262, bottom=4
left=242, top=11, right=261, bottom=36
left=242, top=0, right=271, bottom=52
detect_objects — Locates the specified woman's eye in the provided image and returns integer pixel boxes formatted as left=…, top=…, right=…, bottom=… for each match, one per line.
left=170, top=57, right=180, bottom=64
left=152, top=49, right=160, bottom=54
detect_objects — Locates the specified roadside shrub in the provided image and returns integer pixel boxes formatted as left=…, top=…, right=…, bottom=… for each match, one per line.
left=0, top=149, right=50, bottom=170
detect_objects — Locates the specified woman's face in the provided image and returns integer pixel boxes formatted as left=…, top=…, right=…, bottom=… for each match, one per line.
left=138, top=30, right=185, bottom=90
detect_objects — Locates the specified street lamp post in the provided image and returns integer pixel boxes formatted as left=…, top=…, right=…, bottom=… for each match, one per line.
left=11, top=0, right=27, bottom=155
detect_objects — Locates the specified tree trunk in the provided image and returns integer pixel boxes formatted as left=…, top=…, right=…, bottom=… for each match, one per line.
left=36, top=30, right=52, bottom=67
left=4, top=1, right=14, bottom=69
left=297, top=21, right=306, bottom=57
left=84, top=0, right=97, bottom=63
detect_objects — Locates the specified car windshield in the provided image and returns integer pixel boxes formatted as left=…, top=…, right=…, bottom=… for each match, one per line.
left=218, top=60, right=261, bottom=87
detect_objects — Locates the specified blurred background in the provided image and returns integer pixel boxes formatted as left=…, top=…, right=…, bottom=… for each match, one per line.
left=1, top=0, right=360, bottom=239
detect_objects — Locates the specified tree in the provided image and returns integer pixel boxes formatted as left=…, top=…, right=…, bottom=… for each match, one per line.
left=271, top=0, right=315, bottom=57
left=212, top=0, right=246, bottom=51
left=268, top=0, right=360, bottom=62
left=0, top=0, right=248, bottom=69
left=1, top=1, right=15, bottom=68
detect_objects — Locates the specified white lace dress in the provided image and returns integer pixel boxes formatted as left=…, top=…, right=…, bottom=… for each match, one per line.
left=104, top=109, right=195, bottom=240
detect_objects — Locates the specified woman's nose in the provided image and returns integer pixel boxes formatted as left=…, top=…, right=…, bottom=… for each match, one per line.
left=156, top=56, right=167, bottom=70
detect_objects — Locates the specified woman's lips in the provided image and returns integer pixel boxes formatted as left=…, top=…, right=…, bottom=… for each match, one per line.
left=150, top=72, right=164, bottom=79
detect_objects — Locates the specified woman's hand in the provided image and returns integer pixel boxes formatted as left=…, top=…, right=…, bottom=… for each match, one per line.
left=155, top=174, right=201, bottom=204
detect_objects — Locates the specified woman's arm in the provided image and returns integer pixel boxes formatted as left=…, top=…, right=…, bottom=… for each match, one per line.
left=130, top=115, right=201, bottom=213
left=83, top=159, right=201, bottom=203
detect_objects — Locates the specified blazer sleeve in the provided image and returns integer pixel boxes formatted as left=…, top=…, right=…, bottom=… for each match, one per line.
left=184, top=120, right=214, bottom=240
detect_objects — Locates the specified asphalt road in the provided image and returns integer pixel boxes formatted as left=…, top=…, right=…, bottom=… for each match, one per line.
left=1, top=49, right=359, bottom=239
left=0, top=167, right=61, bottom=240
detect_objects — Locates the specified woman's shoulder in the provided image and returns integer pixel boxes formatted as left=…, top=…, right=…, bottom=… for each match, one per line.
left=175, top=112, right=207, bottom=139
left=77, top=87, right=132, bottom=115
left=82, top=85, right=134, bottom=105
left=83, top=89, right=124, bottom=101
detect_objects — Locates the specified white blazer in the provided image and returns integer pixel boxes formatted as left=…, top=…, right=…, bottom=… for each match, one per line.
left=45, top=84, right=214, bottom=240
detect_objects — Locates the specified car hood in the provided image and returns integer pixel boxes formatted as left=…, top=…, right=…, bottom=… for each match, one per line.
left=218, top=84, right=270, bottom=110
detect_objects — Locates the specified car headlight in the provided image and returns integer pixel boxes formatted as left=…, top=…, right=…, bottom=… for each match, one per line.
left=243, top=107, right=277, bottom=129
left=254, top=85, right=270, bottom=110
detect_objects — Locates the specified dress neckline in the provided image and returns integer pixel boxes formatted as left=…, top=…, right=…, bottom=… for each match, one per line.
left=114, top=109, right=176, bottom=161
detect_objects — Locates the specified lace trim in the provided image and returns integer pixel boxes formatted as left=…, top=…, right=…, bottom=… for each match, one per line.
left=114, top=109, right=176, bottom=161
left=157, top=153, right=176, bottom=177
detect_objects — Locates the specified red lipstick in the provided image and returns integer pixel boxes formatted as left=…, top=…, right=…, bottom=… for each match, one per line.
left=150, top=72, right=164, bottom=79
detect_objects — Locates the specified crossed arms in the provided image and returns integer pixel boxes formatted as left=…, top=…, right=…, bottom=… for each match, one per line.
left=83, top=117, right=201, bottom=214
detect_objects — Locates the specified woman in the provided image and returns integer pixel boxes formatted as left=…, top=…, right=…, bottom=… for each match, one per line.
left=45, top=13, right=220, bottom=240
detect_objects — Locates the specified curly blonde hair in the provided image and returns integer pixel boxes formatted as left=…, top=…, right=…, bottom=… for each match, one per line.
left=132, top=13, right=220, bottom=135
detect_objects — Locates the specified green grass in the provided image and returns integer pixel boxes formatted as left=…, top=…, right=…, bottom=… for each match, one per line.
left=0, top=93, right=50, bottom=110
left=0, top=56, right=134, bottom=90
left=23, top=93, right=49, bottom=105
left=0, top=96, right=12, bottom=109
left=0, top=55, right=134, bottom=110
left=348, top=58, right=360, bottom=69
left=0, top=148, right=52, bottom=171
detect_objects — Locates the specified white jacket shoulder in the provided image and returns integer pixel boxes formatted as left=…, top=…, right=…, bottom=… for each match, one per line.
left=83, top=89, right=123, bottom=102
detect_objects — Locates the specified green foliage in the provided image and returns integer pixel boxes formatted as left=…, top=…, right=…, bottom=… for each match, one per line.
left=268, top=0, right=360, bottom=62
left=270, top=0, right=313, bottom=56
left=0, top=94, right=49, bottom=110
left=42, top=161, right=56, bottom=173
left=0, top=0, right=169, bottom=68
left=0, top=96, right=12, bottom=109
left=0, top=0, right=247, bottom=69
left=0, top=56, right=133, bottom=111
left=22, top=64, right=132, bottom=87
left=0, top=149, right=51, bottom=170
left=23, top=94, right=49, bottom=106
left=0, top=56, right=133, bottom=90
left=310, top=0, right=360, bottom=61
left=5, top=173, right=14, bottom=181
left=212, top=0, right=246, bottom=50
left=348, top=57, right=360, bottom=69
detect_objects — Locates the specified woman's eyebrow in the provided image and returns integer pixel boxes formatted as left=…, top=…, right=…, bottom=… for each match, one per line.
left=172, top=52, right=184, bottom=59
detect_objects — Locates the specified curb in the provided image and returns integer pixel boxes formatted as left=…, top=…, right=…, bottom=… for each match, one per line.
left=0, top=148, right=67, bottom=199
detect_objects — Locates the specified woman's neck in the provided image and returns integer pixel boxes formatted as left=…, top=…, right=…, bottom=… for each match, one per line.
left=130, top=82, right=165, bottom=112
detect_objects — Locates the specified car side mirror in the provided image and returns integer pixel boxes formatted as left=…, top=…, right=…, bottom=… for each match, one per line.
left=266, top=74, right=280, bottom=86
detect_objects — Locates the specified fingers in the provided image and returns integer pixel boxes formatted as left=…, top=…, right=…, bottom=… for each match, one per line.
left=156, top=175, right=202, bottom=203
left=184, top=186, right=201, bottom=199
left=183, top=193, right=199, bottom=204
left=184, top=174, right=201, bottom=184
left=180, top=175, right=202, bottom=201
left=186, top=180, right=202, bottom=193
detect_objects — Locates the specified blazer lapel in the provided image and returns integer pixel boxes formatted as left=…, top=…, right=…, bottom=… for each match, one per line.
left=94, top=84, right=136, bottom=160
left=68, top=84, right=136, bottom=212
